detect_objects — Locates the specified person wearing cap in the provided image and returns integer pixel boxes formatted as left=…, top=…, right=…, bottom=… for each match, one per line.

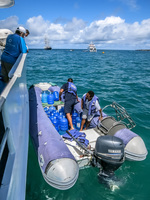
left=1, top=26, right=28, bottom=82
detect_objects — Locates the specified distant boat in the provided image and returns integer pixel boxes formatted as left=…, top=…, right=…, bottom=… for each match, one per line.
left=44, top=37, right=52, bottom=50
left=88, top=42, right=97, bottom=52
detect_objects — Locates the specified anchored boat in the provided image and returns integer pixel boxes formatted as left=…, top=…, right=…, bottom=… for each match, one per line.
left=88, top=42, right=97, bottom=52
left=44, top=37, right=52, bottom=50
left=29, top=82, right=147, bottom=190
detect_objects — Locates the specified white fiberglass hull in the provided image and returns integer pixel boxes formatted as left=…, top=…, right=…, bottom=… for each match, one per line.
left=0, top=54, right=29, bottom=200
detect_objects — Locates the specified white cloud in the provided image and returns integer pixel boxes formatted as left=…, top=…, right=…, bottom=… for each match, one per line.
left=0, top=16, right=19, bottom=31
left=119, top=0, right=139, bottom=10
left=26, top=15, right=49, bottom=36
left=0, top=15, right=150, bottom=49
left=64, top=17, right=86, bottom=32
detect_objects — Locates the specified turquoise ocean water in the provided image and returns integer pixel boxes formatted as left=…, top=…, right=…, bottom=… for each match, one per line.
left=26, top=49, right=150, bottom=200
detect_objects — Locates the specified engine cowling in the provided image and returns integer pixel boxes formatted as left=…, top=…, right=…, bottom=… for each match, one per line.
left=94, top=135, right=125, bottom=177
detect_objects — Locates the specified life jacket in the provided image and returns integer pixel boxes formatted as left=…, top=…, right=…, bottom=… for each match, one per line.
left=63, top=129, right=89, bottom=147
left=68, top=82, right=77, bottom=96
left=83, top=94, right=99, bottom=115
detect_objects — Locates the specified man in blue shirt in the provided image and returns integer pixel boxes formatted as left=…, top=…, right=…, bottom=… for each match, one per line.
left=59, top=78, right=79, bottom=130
left=1, top=26, right=27, bottom=82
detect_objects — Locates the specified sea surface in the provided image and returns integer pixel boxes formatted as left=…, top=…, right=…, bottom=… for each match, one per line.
left=25, top=49, right=150, bottom=200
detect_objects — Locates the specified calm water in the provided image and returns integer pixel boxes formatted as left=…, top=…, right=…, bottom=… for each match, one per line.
left=26, top=49, right=150, bottom=200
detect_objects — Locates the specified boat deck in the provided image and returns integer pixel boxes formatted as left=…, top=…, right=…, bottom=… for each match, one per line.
left=63, top=128, right=104, bottom=169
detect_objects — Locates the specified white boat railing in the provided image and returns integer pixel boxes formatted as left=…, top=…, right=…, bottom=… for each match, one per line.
left=0, top=53, right=29, bottom=200
left=102, top=102, right=136, bottom=130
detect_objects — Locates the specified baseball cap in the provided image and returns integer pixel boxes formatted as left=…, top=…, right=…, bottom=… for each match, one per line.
left=16, top=26, right=26, bottom=34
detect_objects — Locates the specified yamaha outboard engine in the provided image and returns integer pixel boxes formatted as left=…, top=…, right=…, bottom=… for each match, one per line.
left=93, top=135, right=125, bottom=178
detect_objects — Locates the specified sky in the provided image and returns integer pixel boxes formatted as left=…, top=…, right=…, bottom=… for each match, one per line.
left=0, top=0, right=150, bottom=49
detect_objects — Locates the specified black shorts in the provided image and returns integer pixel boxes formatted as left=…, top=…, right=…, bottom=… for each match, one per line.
left=64, top=99, right=76, bottom=114
left=1, top=61, right=13, bottom=83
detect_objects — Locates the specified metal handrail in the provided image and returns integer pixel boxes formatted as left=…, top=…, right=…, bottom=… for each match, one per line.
left=102, top=102, right=136, bottom=130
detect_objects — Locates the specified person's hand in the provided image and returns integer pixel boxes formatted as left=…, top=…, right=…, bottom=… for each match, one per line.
left=99, top=116, right=103, bottom=121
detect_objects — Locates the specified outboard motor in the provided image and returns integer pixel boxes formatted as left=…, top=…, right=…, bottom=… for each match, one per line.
left=93, top=135, right=125, bottom=178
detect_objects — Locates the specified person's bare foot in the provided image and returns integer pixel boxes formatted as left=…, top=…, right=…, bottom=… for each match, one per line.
left=87, top=144, right=91, bottom=150
left=80, top=155, right=84, bottom=158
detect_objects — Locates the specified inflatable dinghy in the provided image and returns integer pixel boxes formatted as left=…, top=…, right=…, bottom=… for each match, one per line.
left=29, top=82, right=148, bottom=190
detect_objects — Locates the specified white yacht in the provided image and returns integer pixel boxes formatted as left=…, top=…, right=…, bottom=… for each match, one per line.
left=88, top=42, right=97, bottom=52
